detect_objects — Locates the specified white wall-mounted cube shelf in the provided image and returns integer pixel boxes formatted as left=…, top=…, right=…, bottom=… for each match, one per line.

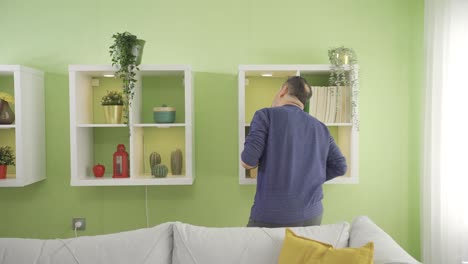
left=238, top=64, right=359, bottom=185
left=69, top=65, right=194, bottom=186
left=0, top=65, right=46, bottom=187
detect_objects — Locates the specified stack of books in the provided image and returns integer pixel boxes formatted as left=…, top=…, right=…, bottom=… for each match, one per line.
left=308, top=86, right=351, bottom=124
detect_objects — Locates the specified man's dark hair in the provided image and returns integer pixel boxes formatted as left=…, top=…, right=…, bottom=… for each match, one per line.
left=284, top=76, right=312, bottom=106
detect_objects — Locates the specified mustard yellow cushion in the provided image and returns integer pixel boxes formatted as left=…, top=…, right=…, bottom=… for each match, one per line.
left=278, top=228, right=374, bottom=264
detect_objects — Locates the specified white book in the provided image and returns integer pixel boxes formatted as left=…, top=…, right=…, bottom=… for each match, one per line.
left=342, top=85, right=351, bottom=123
left=335, top=86, right=342, bottom=123
left=340, top=86, right=347, bottom=123
left=324, top=87, right=331, bottom=123
left=309, top=86, right=317, bottom=117
left=327, top=86, right=337, bottom=123
left=319, top=86, right=328, bottom=123
left=316, top=87, right=327, bottom=122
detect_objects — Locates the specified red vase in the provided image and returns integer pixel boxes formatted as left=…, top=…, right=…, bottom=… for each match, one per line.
left=0, top=165, right=7, bottom=179
left=113, top=144, right=129, bottom=178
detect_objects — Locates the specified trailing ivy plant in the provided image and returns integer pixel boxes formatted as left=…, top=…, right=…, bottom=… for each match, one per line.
left=328, top=46, right=359, bottom=131
left=109, top=32, right=145, bottom=122
left=0, top=146, right=15, bottom=166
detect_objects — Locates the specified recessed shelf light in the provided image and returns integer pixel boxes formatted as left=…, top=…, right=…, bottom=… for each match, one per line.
left=103, top=74, right=115, bottom=77
left=261, top=73, right=273, bottom=77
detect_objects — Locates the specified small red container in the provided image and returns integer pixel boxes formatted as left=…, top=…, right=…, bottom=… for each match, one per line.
left=0, top=165, right=7, bottom=179
left=113, top=144, right=129, bottom=178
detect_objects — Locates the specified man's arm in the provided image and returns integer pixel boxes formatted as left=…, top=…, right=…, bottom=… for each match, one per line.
left=326, top=135, right=347, bottom=181
left=241, top=160, right=256, bottom=169
left=241, top=110, right=269, bottom=169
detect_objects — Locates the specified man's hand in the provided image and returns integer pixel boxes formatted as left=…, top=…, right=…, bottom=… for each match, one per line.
left=241, top=160, right=257, bottom=170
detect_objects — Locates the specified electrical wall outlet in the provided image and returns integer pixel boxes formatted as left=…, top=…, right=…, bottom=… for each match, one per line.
left=91, top=78, right=100, bottom=87
left=72, top=218, right=86, bottom=231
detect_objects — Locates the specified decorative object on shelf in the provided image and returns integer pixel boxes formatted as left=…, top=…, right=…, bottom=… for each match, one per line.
left=0, top=92, right=15, bottom=125
left=93, top=164, right=105, bottom=177
left=113, top=144, right=129, bottom=178
left=171, top=149, right=183, bottom=175
left=152, top=164, right=168, bottom=178
left=101, top=90, right=124, bottom=124
left=153, top=104, right=176, bottom=123
left=246, top=167, right=258, bottom=179
left=149, top=152, right=161, bottom=168
left=109, top=32, right=146, bottom=122
left=0, top=145, right=15, bottom=179
left=328, top=46, right=359, bottom=130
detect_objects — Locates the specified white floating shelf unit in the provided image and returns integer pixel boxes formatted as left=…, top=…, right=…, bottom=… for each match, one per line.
left=69, top=65, right=194, bottom=186
left=0, top=65, right=45, bottom=187
left=238, top=64, right=359, bottom=185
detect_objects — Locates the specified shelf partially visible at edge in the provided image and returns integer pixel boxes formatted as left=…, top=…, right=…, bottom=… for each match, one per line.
left=244, top=123, right=352, bottom=127
left=0, top=125, right=16, bottom=129
left=132, top=123, right=186, bottom=128
left=72, top=174, right=192, bottom=186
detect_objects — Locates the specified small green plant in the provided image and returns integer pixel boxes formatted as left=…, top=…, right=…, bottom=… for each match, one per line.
left=0, top=146, right=15, bottom=166
left=101, top=90, right=124, bottom=105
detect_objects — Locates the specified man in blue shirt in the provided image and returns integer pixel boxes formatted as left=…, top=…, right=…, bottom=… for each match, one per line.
left=241, top=76, right=347, bottom=227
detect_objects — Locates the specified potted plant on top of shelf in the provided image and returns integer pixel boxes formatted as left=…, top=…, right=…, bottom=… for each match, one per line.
left=101, top=90, right=124, bottom=124
left=0, top=145, right=15, bottom=179
left=0, top=92, right=15, bottom=125
left=109, top=31, right=145, bottom=123
left=328, top=46, right=359, bottom=130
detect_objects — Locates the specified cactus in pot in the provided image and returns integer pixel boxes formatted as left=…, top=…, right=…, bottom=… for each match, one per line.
left=171, top=149, right=183, bottom=175
left=152, top=164, right=168, bottom=178
left=149, top=152, right=161, bottom=168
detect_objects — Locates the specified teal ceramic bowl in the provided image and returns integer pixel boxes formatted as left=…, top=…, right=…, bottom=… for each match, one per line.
left=153, top=106, right=176, bottom=123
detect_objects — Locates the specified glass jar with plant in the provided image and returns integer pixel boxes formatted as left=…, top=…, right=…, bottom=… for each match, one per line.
left=0, top=92, right=15, bottom=125
left=328, top=46, right=359, bottom=130
left=101, top=90, right=124, bottom=124
left=109, top=31, right=145, bottom=123
left=0, top=145, right=15, bottom=179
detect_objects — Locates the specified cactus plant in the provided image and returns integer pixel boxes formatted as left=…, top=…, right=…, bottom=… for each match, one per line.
left=151, top=164, right=168, bottom=178
left=149, top=152, right=161, bottom=169
left=171, top=149, right=183, bottom=175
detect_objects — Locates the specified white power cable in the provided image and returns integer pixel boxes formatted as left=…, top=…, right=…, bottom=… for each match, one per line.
left=74, top=221, right=82, bottom=238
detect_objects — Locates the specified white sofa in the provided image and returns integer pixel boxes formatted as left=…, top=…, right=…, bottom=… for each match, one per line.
left=0, top=216, right=420, bottom=264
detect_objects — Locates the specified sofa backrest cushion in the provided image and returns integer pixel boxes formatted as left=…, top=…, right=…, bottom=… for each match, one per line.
left=0, top=222, right=173, bottom=264
left=0, top=238, right=45, bottom=264
left=349, top=216, right=420, bottom=264
left=172, top=221, right=350, bottom=264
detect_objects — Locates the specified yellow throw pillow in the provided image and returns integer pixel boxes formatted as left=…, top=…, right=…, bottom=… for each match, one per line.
left=278, top=228, right=374, bottom=264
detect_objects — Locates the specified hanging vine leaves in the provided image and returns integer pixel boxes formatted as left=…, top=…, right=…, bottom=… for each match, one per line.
left=109, top=32, right=143, bottom=123
left=328, top=46, right=359, bottom=131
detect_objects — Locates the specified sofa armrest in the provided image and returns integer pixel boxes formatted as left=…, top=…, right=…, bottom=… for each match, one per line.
left=349, top=216, right=420, bottom=264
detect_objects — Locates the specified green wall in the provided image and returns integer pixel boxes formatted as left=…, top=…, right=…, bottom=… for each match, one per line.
left=0, top=0, right=423, bottom=259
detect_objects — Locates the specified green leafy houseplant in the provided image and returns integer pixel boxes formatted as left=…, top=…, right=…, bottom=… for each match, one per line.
left=109, top=32, right=145, bottom=122
left=0, top=146, right=15, bottom=166
left=328, top=46, right=359, bottom=130
left=101, top=90, right=124, bottom=106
